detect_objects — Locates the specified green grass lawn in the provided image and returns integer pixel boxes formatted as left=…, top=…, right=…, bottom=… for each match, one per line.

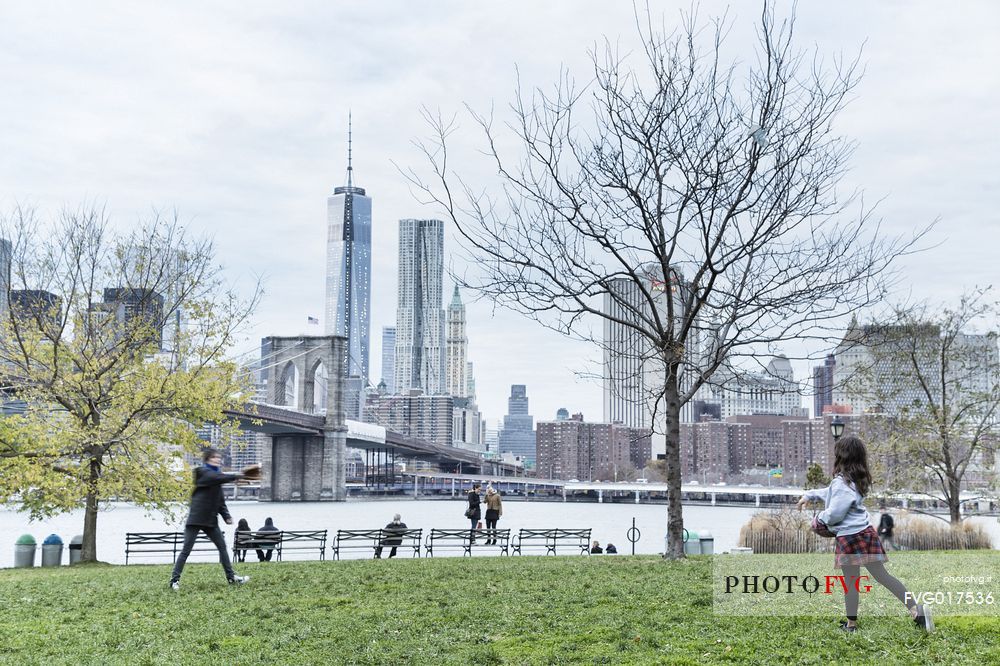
left=0, top=554, right=996, bottom=665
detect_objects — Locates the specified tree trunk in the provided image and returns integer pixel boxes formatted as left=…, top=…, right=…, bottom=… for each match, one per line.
left=663, top=370, right=685, bottom=559
left=80, top=456, right=101, bottom=562
left=947, top=475, right=962, bottom=525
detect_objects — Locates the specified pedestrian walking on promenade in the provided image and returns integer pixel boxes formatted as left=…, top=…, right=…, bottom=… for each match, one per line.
left=797, top=436, right=932, bottom=633
left=484, top=485, right=503, bottom=545
left=169, top=449, right=257, bottom=590
left=465, top=483, right=482, bottom=544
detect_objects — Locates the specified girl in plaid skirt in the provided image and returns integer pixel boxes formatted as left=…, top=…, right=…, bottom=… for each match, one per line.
left=798, top=436, right=933, bottom=633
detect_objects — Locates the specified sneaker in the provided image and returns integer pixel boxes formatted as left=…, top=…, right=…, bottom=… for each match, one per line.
left=170, top=581, right=180, bottom=591
left=838, top=620, right=856, bottom=633
left=915, top=605, right=934, bottom=633
left=228, top=575, right=250, bottom=585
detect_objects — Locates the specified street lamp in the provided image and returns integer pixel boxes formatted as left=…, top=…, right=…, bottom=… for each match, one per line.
left=830, top=415, right=845, bottom=441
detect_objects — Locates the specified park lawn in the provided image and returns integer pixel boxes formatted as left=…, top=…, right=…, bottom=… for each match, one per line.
left=0, top=554, right=996, bottom=665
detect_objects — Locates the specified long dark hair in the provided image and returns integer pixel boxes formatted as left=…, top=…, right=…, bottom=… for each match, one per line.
left=833, top=435, right=872, bottom=496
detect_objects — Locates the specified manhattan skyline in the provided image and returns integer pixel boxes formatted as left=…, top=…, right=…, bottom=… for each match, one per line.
left=2, top=1, right=998, bottom=423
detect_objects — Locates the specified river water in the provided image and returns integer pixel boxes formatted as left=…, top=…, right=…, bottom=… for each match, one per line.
left=1, top=499, right=996, bottom=568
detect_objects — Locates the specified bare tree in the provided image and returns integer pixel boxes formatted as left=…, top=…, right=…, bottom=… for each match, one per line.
left=0, top=205, right=260, bottom=562
left=404, top=3, right=927, bottom=558
left=850, top=289, right=1000, bottom=524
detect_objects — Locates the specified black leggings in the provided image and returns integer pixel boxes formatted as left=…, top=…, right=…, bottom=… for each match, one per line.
left=842, top=562, right=916, bottom=621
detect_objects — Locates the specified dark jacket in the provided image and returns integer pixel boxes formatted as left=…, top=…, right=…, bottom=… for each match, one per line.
left=878, top=513, right=894, bottom=538
left=467, top=490, right=481, bottom=520
left=185, top=466, right=240, bottom=528
left=257, top=517, right=280, bottom=549
left=383, top=520, right=407, bottom=546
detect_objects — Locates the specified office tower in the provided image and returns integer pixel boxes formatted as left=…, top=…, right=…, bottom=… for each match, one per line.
left=9, top=290, right=62, bottom=330
left=394, top=219, right=445, bottom=395
left=446, top=286, right=468, bottom=397
left=325, top=118, right=372, bottom=417
left=498, top=384, right=536, bottom=463
left=102, top=288, right=166, bottom=350
left=465, top=361, right=476, bottom=401
left=0, top=239, right=10, bottom=329
left=812, top=354, right=836, bottom=417
left=452, top=396, right=483, bottom=452
left=381, top=326, right=396, bottom=394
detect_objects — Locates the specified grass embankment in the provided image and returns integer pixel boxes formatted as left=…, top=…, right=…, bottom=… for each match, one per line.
left=0, top=554, right=996, bottom=665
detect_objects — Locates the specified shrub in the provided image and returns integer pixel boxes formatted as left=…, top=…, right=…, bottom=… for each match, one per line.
left=738, top=509, right=833, bottom=554
left=891, top=513, right=994, bottom=550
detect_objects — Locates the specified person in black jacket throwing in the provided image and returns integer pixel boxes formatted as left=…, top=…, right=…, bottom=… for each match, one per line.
left=169, top=449, right=253, bottom=590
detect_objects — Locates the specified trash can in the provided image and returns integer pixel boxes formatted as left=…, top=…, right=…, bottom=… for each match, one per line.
left=683, top=529, right=702, bottom=555
left=41, top=534, right=63, bottom=567
left=14, top=534, right=36, bottom=568
left=68, top=535, right=83, bottom=565
left=698, top=531, right=715, bottom=555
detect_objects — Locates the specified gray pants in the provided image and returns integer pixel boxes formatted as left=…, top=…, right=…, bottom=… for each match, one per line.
left=170, top=525, right=235, bottom=583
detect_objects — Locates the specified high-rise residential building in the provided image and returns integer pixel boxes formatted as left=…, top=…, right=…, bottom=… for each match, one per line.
left=812, top=354, right=836, bottom=417
left=394, top=219, right=445, bottom=395
left=498, top=384, right=536, bottom=463
left=363, top=389, right=454, bottom=449
left=325, top=119, right=372, bottom=418
left=445, top=286, right=468, bottom=398
left=381, top=326, right=396, bottom=394
left=536, top=415, right=651, bottom=481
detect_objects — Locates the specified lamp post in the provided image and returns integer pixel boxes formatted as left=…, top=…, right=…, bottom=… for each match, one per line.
left=830, top=415, right=845, bottom=441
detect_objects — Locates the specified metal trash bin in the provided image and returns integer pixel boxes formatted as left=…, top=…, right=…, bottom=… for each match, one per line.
left=14, top=534, right=36, bottom=568
left=68, top=535, right=83, bottom=565
left=41, top=534, right=64, bottom=567
left=698, top=531, right=714, bottom=555
left=683, top=529, right=702, bottom=555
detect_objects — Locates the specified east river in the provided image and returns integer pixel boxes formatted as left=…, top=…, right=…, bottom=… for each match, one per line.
left=1, top=498, right=996, bottom=568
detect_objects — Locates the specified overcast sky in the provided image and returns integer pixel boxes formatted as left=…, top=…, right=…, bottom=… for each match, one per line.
left=2, top=1, right=998, bottom=424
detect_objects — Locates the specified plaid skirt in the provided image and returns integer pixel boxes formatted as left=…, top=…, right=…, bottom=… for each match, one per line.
left=834, top=526, right=888, bottom=568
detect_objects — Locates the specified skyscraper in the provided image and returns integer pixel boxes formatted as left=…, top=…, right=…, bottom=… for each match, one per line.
left=446, top=286, right=468, bottom=398
left=381, top=326, right=396, bottom=394
left=498, top=384, right=536, bottom=464
left=812, top=354, right=836, bottom=417
left=325, top=117, right=372, bottom=417
left=394, top=219, right=445, bottom=395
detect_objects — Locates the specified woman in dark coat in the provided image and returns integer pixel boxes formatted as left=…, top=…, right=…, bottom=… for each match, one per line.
left=234, top=518, right=251, bottom=562
left=466, top=483, right=482, bottom=543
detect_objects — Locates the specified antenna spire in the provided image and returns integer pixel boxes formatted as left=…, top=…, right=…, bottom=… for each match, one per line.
left=347, top=111, right=353, bottom=188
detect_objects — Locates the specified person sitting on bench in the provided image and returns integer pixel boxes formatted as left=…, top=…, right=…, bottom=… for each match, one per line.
left=375, top=514, right=407, bottom=559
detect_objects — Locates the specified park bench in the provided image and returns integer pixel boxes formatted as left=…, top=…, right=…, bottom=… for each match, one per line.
left=272, top=530, right=328, bottom=561
left=125, top=532, right=216, bottom=565
left=424, top=528, right=510, bottom=557
left=511, top=528, right=593, bottom=556
left=331, top=528, right=423, bottom=560
left=231, top=530, right=282, bottom=560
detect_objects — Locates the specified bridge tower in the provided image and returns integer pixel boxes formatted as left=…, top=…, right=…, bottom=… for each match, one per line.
left=258, top=335, right=348, bottom=501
